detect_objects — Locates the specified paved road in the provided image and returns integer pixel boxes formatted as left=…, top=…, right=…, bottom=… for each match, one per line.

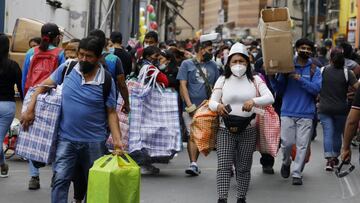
left=1, top=126, right=360, bottom=203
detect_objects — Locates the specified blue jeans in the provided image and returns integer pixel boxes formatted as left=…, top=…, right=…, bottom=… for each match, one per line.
left=319, top=113, right=347, bottom=158
left=51, top=139, right=106, bottom=203
left=28, top=160, right=40, bottom=177
left=0, top=101, right=16, bottom=165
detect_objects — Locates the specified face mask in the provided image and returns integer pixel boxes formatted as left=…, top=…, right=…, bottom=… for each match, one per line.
left=144, top=43, right=149, bottom=48
left=203, top=52, right=213, bottom=62
left=109, top=47, right=115, bottom=53
left=79, top=61, right=96, bottom=74
left=298, top=50, right=312, bottom=59
left=215, top=58, right=223, bottom=66
left=159, top=64, right=167, bottom=70
left=230, top=64, right=247, bottom=77
left=252, top=52, right=258, bottom=58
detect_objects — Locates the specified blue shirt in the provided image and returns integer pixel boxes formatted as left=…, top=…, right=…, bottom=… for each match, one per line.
left=103, top=52, right=124, bottom=82
left=270, top=57, right=322, bottom=119
left=22, top=45, right=65, bottom=95
left=50, top=62, right=117, bottom=142
left=176, top=59, right=219, bottom=106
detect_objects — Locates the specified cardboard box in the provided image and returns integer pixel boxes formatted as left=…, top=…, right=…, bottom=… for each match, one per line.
left=259, top=8, right=294, bottom=74
left=9, top=52, right=26, bottom=68
left=11, top=18, right=44, bottom=52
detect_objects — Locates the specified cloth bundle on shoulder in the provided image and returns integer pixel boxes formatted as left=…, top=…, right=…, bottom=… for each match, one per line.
left=16, top=86, right=62, bottom=164
left=87, top=154, right=141, bottom=203
left=128, top=67, right=181, bottom=159
left=191, top=100, right=219, bottom=156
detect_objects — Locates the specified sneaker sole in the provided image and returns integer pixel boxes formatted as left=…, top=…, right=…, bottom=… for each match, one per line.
left=0, top=174, right=9, bottom=178
left=28, top=185, right=40, bottom=190
left=185, top=169, right=200, bottom=176
left=325, top=166, right=333, bottom=172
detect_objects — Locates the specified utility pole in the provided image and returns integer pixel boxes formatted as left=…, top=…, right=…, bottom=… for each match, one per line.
left=0, top=0, right=5, bottom=32
left=302, top=0, right=308, bottom=37
left=314, top=0, right=319, bottom=43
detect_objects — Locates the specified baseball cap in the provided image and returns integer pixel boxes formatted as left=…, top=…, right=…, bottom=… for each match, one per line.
left=41, top=23, right=60, bottom=37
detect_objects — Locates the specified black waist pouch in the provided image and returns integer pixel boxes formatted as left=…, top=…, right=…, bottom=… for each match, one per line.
left=223, top=114, right=256, bottom=134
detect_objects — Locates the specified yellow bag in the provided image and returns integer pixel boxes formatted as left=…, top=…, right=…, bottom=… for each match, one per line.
left=87, top=154, right=140, bottom=203
left=190, top=100, right=219, bottom=156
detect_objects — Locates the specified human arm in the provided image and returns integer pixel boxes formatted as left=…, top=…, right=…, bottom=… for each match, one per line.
left=116, top=74, right=130, bottom=114
left=21, top=49, right=34, bottom=95
left=107, top=107, right=124, bottom=151
left=209, top=76, right=228, bottom=116
left=13, top=61, right=24, bottom=101
left=296, top=68, right=322, bottom=96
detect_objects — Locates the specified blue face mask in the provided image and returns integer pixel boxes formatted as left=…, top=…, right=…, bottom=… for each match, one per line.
left=109, top=47, right=115, bottom=53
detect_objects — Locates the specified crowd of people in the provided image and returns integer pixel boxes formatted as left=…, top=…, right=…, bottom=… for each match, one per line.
left=1, top=21, right=360, bottom=203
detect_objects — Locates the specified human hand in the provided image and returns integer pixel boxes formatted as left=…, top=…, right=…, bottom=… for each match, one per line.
left=121, top=103, right=130, bottom=114
left=242, top=100, right=255, bottom=112
left=20, top=110, right=35, bottom=131
left=217, top=104, right=229, bottom=117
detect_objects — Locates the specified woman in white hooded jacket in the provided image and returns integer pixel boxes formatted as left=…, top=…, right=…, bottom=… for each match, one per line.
left=209, top=43, right=274, bottom=203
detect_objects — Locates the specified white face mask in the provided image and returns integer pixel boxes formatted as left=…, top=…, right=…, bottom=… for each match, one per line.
left=230, top=64, right=247, bottom=77
left=159, top=64, right=167, bottom=70
left=144, top=43, right=149, bottom=48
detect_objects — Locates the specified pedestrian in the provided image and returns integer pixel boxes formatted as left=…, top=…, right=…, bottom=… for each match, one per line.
left=159, top=49, right=179, bottom=90
left=110, top=31, right=133, bottom=77
left=341, top=83, right=360, bottom=163
left=209, top=42, right=274, bottom=203
left=21, top=36, right=124, bottom=203
left=340, top=42, right=360, bottom=78
left=313, top=46, right=329, bottom=68
left=177, top=35, right=220, bottom=176
left=0, top=33, right=24, bottom=178
left=21, top=22, right=65, bottom=190
left=64, top=38, right=80, bottom=60
left=28, top=37, right=41, bottom=48
left=318, top=48, right=358, bottom=171
left=270, top=38, right=322, bottom=185
left=89, top=29, right=130, bottom=114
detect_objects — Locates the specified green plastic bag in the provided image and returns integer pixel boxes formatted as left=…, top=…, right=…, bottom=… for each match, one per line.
left=87, top=154, right=141, bottom=203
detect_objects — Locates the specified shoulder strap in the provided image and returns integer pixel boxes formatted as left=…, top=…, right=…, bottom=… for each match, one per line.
left=61, top=61, right=78, bottom=84
left=192, top=59, right=212, bottom=98
left=344, top=67, right=349, bottom=83
left=102, top=70, right=112, bottom=107
left=310, top=63, right=317, bottom=79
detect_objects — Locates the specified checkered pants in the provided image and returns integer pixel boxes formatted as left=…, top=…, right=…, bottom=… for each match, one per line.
left=216, top=127, right=257, bottom=199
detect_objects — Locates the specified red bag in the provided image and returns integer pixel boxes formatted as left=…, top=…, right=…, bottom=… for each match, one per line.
left=24, top=47, right=62, bottom=95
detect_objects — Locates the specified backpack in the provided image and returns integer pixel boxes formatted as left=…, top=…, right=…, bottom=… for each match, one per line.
left=24, top=47, right=62, bottom=95
left=320, top=65, right=349, bottom=83
left=61, top=61, right=112, bottom=108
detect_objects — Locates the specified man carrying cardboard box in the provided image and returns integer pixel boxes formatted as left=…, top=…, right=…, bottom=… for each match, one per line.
left=270, top=38, right=322, bottom=186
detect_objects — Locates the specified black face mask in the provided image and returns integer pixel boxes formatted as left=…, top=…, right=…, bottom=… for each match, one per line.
left=152, top=60, right=160, bottom=67
left=298, top=50, right=312, bottom=59
left=203, top=52, right=213, bottom=62
left=79, top=61, right=96, bottom=74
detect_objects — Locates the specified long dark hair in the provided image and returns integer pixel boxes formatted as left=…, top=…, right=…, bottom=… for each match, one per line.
left=39, top=35, right=58, bottom=51
left=0, top=33, right=10, bottom=75
left=330, top=48, right=345, bottom=69
left=224, top=53, right=254, bottom=81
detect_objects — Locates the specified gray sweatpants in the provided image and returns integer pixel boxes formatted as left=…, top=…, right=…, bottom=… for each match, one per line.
left=280, top=116, right=313, bottom=178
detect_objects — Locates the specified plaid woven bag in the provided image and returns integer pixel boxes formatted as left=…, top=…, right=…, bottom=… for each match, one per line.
left=128, top=87, right=181, bottom=157
left=16, top=87, right=62, bottom=164
left=256, top=105, right=280, bottom=157
left=190, top=100, right=219, bottom=156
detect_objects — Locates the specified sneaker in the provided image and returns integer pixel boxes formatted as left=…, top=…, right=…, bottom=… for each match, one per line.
left=325, top=159, right=334, bottom=172
left=280, top=164, right=290, bottom=178
left=0, top=163, right=9, bottom=178
left=140, top=165, right=160, bottom=175
left=292, top=177, right=303, bottom=185
left=262, top=166, right=275, bottom=174
left=218, top=199, right=227, bottom=203
left=185, top=164, right=201, bottom=176
left=28, top=176, right=40, bottom=190
left=237, top=198, right=246, bottom=203
left=333, top=157, right=340, bottom=166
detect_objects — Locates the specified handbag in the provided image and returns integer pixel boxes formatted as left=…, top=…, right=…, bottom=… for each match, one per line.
left=223, top=114, right=256, bottom=134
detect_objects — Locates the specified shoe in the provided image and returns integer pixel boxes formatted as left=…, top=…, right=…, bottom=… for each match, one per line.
left=218, top=199, right=227, bottom=203
left=325, top=159, right=334, bottom=172
left=262, top=166, right=275, bottom=174
left=280, top=164, right=290, bottom=178
left=292, top=177, right=303, bottom=185
left=237, top=198, right=246, bottom=203
left=140, top=165, right=160, bottom=175
left=333, top=157, right=340, bottom=166
left=141, top=165, right=160, bottom=175
left=0, top=163, right=9, bottom=178
left=185, top=164, right=201, bottom=176
left=28, top=176, right=40, bottom=190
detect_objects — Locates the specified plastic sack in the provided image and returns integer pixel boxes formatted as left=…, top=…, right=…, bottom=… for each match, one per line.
left=190, top=100, right=219, bottom=156
left=87, top=154, right=141, bottom=203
